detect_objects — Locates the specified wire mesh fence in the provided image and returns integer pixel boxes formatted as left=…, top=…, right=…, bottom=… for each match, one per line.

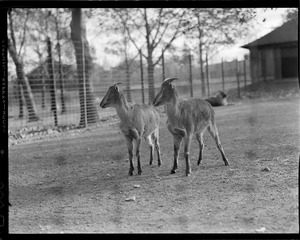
left=8, top=38, right=251, bottom=133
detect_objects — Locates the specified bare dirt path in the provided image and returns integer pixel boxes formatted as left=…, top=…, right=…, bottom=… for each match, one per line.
left=9, top=97, right=299, bottom=233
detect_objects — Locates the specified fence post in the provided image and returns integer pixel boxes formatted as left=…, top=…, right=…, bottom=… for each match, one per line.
left=17, top=82, right=24, bottom=118
left=199, top=42, right=205, bottom=97
left=236, top=58, right=241, bottom=98
left=139, top=49, right=145, bottom=104
left=188, top=51, right=193, bottom=98
left=243, top=57, right=247, bottom=89
left=205, top=52, right=210, bottom=97
left=162, top=50, right=165, bottom=81
left=221, top=58, right=225, bottom=92
left=41, top=72, right=45, bottom=109
left=81, top=37, right=87, bottom=128
left=47, top=37, right=58, bottom=127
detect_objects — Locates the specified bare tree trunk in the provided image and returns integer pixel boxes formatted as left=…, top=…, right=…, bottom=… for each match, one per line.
left=146, top=45, right=155, bottom=103
left=243, top=59, right=247, bottom=88
left=8, top=39, right=39, bottom=122
left=123, top=31, right=132, bottom=103
left=147, top=57, right=155, bottom=103
left=139, top=49, right=145, bottom=104
left=70, top=8, right=99, bottom=127
left=41, top=65, right=46, bottom=108
left=57, top=42, right=66, bottom=114
left=47, top=38, right=58, bottom=126
left=188, top=51, right=193, bottom=98
left=17, top=83, right=24, bottom=118
left=55, top=12, right=66, bottom=114
left=221, top=58, right=225, bottom=92
left=236, top=59, right=241, bottom=98
left=205, top=52, right=210, bottom=97
left=162, top=50, right=165, bottom=81
left=125, top=55, right=132, bottom=102
left=199, top=41, right=206, bottom=97
left=144, top=9, right=155, bottom=103
left=197, top=14, right=206, bottom=98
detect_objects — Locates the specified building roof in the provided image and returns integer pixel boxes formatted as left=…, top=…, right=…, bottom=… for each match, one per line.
left=242, top=20, right=298, bottom=49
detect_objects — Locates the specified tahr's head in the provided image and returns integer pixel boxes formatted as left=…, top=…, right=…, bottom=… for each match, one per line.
left=100, top=83, right=123, bottom=108
left=153, top=78, right=178, bottom=106
left=217, top=91, right=227, bottom=99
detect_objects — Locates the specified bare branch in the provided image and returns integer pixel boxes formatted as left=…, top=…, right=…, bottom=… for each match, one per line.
left=153, top=9, right=186, bottom=50
left=152, top=17, right=172, bottom=50
left=149, top=8, right=163, bottom=43
left=128, top=51, right=141, bottom=66
left=153, top=11, right=186, bottom=66
left=119, top=11, right=147, bottom=59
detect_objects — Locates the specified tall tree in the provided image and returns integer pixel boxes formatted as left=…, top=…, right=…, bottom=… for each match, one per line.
left=30, top=41, right=47, bottom=109
left=115, top=8, right=187, bottom=102
left=94, top=8, right=142, bottom=102
left=8, top=9, right=39, bottom=122
left=100, top=9, right=137, bottom=102
left=184, top=8, right=255, bottom=97
left=26, top=9, right=50, bottom=109
left=70, top=8, right=99, bottom=127
left=28, top=8, right=67, bottom=111
left=104, top=34, right=137, bottom=102
left=53, top=8, right=66, bottom=113
left=49, top=8, right=66, bottom=114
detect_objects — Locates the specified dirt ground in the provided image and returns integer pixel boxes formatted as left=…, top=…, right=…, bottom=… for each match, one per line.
left=9, top=96, right=299, bottom=233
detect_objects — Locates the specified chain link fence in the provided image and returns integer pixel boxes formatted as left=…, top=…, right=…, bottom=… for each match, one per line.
left=8, top=39, right=251, bottom=133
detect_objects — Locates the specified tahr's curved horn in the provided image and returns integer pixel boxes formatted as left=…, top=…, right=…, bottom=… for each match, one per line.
left=163, top=77, right=178, bottom=83
left=113, top=82, right=123, bottom=87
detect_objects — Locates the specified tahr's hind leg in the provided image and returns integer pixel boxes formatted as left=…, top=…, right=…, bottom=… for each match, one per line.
left=124, top=136, right=134, bottom=176
left=152, top=129, right=162, bottom=166
left=171, top=135, right=182, bottom=174
left=145, top=135, right=155, bottom=166
left=207, top=124, right=229, bottom=166
left=195, top=132, right=204, bottom=165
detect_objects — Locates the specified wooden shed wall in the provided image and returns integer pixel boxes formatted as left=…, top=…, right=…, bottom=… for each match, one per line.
left=249, top=44, right=298, bottom=82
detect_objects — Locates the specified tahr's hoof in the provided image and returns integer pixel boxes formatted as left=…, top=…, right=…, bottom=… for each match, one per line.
left=128, top=171, right=133, bottom=176
left=158, top=162, right=161, bottom=167
left=170, top=169, right=176, bottom=174
left=149, top=162, right=153, bottom=166
left=223, top=158, right=229, bottom=166
left=186, top=172, right=191, bottom=177
left=138, top=171, right=142, bottom=175
left=197, top=161, right=201, bottom=166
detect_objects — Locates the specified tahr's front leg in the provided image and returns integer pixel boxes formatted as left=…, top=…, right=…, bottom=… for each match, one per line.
left=184, top=134, right=193, bottom=176
left=124, top=132, right=135, bottom=176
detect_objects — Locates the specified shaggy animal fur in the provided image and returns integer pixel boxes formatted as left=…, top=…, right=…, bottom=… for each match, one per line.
left=100, top=83, right=161, bottom=176
left=153, top=78, right=229, bottom=176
